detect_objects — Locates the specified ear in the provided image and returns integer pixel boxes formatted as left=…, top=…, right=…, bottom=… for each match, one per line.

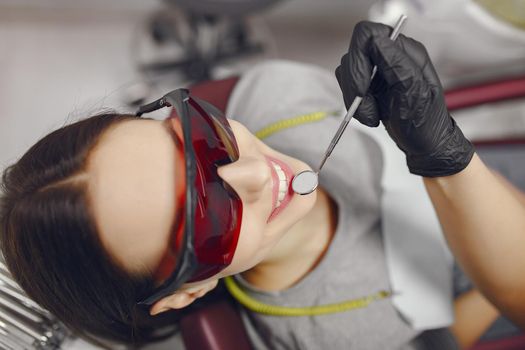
left=149, top=279, right=219, bottom=316
left=149, top=291, right=197, bottom=316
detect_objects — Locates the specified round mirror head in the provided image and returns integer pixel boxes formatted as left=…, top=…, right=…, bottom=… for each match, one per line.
left=291, top=170, right=318, bottom=195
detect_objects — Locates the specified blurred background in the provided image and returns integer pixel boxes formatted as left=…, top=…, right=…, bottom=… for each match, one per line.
left=2, top=0, right=525, bottom=173
left=0, top=0, right=524, bottom=349
left=0, top=0, right=374, bottom=173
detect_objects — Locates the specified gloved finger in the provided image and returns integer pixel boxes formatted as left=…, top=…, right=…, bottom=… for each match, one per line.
left=347, top=21, right=392, bottom=96
left=355, top=93, right=381, bottom=127
left=368, top=35, right=422, bottom=90
left=337, top=62, right=380, bottom=127
left=368, top=70, right=389, bottom=98
left=337, top=51, right=372, bottom=108
left=335, top=63, right=352, bottom=110
left=397, top=35, right=443, bottom=89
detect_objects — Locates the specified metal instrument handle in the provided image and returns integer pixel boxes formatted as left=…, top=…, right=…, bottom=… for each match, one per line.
left=317, top=14, right=407, bottom=172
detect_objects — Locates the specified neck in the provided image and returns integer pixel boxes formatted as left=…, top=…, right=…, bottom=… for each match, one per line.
left=242, top=187, right=338, bottom=291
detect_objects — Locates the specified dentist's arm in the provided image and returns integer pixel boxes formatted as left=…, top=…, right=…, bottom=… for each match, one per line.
left=336, top=21, right=525, bottom=328
left=424, top=154, right=525, bottom=328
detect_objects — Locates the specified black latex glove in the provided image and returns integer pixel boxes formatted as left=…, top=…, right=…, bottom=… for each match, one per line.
left=335, top=21, right=474, bottom=177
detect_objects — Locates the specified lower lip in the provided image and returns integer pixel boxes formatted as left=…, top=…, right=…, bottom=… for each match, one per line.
left=265, top=155, right=295, bottom=222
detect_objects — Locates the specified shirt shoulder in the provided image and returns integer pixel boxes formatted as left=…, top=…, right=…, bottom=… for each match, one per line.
left=225, top=59, right=344, bottom=133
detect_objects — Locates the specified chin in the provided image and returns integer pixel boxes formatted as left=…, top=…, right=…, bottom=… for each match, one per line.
left=290, top=188, right=318, bottom=223
left=271, top=187, right=318, bottom=239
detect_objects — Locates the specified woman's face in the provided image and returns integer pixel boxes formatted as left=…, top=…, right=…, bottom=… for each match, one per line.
left=87, top=118, right=316, bottom=283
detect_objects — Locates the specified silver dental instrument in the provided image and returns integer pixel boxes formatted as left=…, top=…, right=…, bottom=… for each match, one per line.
left=291, top=14, right=408, bottom=195
left=0, top=257, right=68, bottom=349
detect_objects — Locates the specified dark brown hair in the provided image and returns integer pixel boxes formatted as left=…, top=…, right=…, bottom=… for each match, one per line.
left=0, top=113, right=191, bottom=345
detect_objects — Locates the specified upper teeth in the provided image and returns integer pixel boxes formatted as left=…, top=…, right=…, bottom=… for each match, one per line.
left=271, top=162, right=287, bottom=207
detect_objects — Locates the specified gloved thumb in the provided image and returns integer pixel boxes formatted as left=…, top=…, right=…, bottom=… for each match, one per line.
left=355, top=94, right=381, bottom=127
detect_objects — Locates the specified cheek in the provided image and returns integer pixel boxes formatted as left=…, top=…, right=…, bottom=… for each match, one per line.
left=226, top=210, right=270, bottom=273
left=224, top=189, right=317, bottom=275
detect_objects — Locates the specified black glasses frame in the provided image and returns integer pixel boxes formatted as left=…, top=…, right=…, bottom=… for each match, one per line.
left=135, top=89, right=198, bottom=306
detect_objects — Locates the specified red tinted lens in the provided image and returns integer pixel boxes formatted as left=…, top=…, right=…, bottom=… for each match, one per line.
left=186, top=97, right=243, bottom=281
left=153, top=118, right=187, bottom=284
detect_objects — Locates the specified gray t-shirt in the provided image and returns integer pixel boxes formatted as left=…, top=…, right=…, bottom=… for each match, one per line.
left=225, top=60, right=419, bottom=350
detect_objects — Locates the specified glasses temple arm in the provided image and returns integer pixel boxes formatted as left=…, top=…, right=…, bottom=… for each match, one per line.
left=136, top=97, right=172, bottom=117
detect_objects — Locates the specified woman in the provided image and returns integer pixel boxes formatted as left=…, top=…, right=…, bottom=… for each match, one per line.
left=0, top=31, right=496, bottom=350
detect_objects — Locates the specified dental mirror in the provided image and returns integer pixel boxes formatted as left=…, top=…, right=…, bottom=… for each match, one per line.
left=292, top=169, right=319, bottom=195
left=291, top=14, right=408, bottom=195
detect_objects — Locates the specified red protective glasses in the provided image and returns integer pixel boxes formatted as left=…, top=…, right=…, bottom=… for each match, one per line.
left=135, top=89, right=243, bottom=306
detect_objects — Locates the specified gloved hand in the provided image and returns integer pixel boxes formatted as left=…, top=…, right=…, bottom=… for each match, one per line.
left=335, top=21, right=474, bottom=177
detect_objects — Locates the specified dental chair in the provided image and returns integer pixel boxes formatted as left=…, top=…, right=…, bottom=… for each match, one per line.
left=184, top=75, right=525, bottom=350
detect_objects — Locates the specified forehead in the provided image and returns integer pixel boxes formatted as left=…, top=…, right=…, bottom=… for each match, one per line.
left=87, top=119, right=178, bottom=273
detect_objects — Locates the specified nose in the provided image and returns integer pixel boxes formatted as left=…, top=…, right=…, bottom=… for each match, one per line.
left=217, top=157, right=272, bottom=204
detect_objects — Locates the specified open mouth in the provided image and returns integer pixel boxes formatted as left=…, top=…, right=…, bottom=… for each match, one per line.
left=265, top=155, right=295, bottom=222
